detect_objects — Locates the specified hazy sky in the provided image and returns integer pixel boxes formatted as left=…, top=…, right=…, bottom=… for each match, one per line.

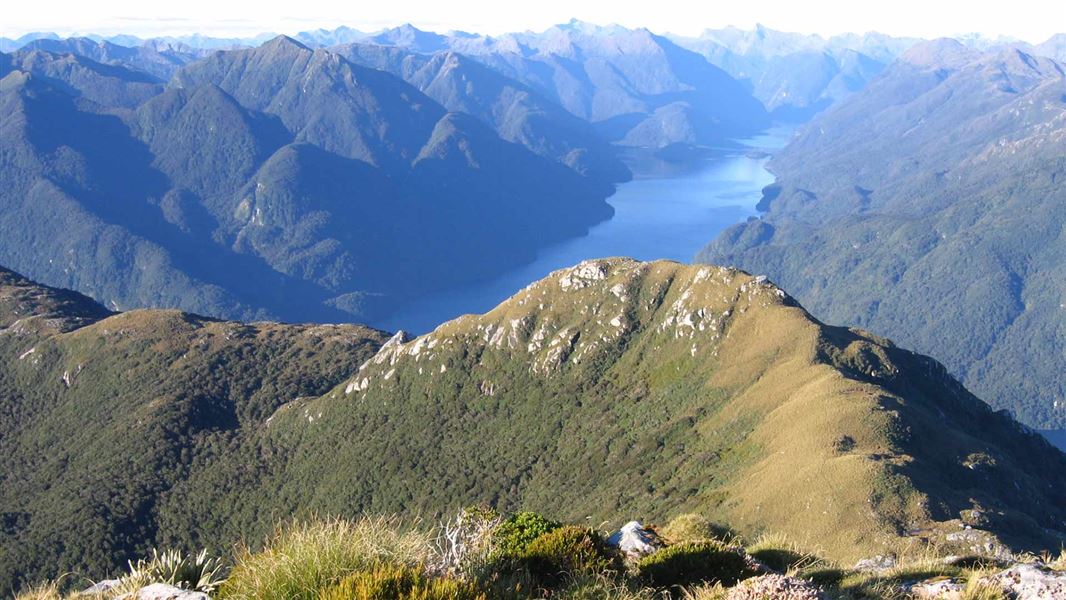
left=3, top=0, right=1063, bottom=42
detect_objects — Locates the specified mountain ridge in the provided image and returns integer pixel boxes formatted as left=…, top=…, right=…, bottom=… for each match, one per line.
left=1, top=259, right=1062, bottom=591
left=699, top=42, right=1066, bottom=429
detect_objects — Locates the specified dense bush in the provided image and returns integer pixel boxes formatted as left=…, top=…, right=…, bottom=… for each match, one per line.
left=637, top=540, right=754, bottom=589
left=318, top=563, right=488, bottom=600
left=518, top=526, right=621, bottom=586
left=492, top=512, right=561, bottom=557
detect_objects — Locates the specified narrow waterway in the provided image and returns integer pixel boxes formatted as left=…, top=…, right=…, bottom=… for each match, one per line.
left=379, top=126, right=794, bottom=334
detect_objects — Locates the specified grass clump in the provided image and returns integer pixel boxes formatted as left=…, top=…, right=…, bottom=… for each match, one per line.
left=492, top=512, right=561, bottom=557
left=637, top=540, right=754, bottom=589
left=111, top=548, right=226, bottom=595
left=960, top=579, right=1009, bottom=600
left=745, top=533, right=820, bottom=574
left=219, top=516, right=430, bottom=600
left=519, top=526, right=622, bottom=586
left=13, top=581, right=64, bottom=600
left=318, top=563, right=488, bottom=600
left=662, top=514, right=733, bottom=545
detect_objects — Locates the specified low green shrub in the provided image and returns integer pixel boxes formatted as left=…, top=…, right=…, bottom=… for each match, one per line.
left=519, top=526, right=622, bottom=586
left=318, top=563, right=487, bottom=600
left=637, top=540, right=754, bottom=589
left=493, top=512, right=561, bottom=557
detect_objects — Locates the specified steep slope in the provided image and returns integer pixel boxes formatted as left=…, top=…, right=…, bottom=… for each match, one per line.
left=0, top=37, right=616, bottom=325
left=700, top=42, right=1066, bottom=429
left=2, top=48, right=163, bottom=108
left=333, top=44, right=630, bottom=183
left=172, top=36, right=445, bottom=171
left=0, top=70, right=284, bottom=321
left=2, top=260, right=1062, bottom=592
left=0, top=266, right=389, bottom=592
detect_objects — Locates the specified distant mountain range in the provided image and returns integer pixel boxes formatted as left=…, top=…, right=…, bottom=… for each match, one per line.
left=700, top=40, right=1066, bottom=431
left=1, top=259, right=1062, bottom=592
left=0, top=35, right=640, bottom=325
left=5, top=21, right=1063, bottom=124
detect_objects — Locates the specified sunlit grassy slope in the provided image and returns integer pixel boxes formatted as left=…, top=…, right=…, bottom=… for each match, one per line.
left=1, top=259, right=1063, bottom=592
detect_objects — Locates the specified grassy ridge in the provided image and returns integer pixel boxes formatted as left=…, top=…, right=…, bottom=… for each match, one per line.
left=0, top=260, right=1063, bottom=592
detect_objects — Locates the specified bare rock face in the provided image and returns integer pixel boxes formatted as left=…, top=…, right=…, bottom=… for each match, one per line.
left=983, top=563, right=1066, bottom=600
left=607, top=521, right=664, bottom=560
left=725, top=574, right=826, bottom=600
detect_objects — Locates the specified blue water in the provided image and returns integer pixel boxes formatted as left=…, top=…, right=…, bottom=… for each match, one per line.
left=379, top=127, right=794, bottom=334
left=1041, top=430, right=1066, bottom=453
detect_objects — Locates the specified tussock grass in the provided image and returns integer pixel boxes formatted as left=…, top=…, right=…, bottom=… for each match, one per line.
left=959, top=579, right=1009, bottom=600
left=110, top=548, right=225, bottom=595
left=745, top=532, right=824, bottom=575
left=12, top=581, right=64, bottom=600
left=219, top=516, right=431, bottom=600
left=661, top=515, right=736, bottom=546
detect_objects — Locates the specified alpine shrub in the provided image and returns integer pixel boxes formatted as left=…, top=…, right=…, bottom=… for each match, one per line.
left=637, top=540, right=754, bottom=588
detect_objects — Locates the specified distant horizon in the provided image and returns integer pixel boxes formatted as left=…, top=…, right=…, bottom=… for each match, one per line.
left=3, top=18, right=1064, bottom=48
left=3, top=0, right=1063, bottom=45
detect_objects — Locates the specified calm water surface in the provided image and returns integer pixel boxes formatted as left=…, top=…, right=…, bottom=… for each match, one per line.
left=379, top=127, right=794, bottom=334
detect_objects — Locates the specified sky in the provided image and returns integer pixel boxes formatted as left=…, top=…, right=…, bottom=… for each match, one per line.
left=2, top=0, right=1063, bottom=43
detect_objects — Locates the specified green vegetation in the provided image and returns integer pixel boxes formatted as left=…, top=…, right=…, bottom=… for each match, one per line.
left=636, top=540, right=754, bottom=588
left=219, top=517, right=432, bottom=600
left=113, top=549, right=226, bottom=595
left=1, top=259, right=1063, bottom=593
left=518, top=526, right=622, bottom=586
left=18, top=512, right=1061, bottom=600
left=493, top=512, right=562, bottom=557
left=661, top=514, right=733, bottom=545
left=319, top=564, right=489, bottom=600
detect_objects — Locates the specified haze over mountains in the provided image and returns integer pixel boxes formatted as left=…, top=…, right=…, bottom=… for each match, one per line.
left=2, top=260, right=1062, bottom=592
left=0, top=34, right=639, bottom=324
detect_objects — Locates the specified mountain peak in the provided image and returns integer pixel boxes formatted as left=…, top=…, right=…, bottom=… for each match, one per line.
left=261, top=34, right=311, bottom=53
left=899, top=37, right=973, bottom=67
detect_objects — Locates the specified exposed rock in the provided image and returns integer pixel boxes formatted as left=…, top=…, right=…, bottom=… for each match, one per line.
left=853, top=555, right=897, bottom=572
left=725, top=574, right=825, bottom=600
left=130, top=584, right=209, bottom=600
left=607, top=521, right=663, bottom=560
left=558, top=260, right=610, bottom=291
left=942, top=527, right=1013, bottom=560
left=982, top=563, right=1066, bottom=600
left=907, top=578, right=964, bottom=599
left=79, top=579, right=120, bottom=595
